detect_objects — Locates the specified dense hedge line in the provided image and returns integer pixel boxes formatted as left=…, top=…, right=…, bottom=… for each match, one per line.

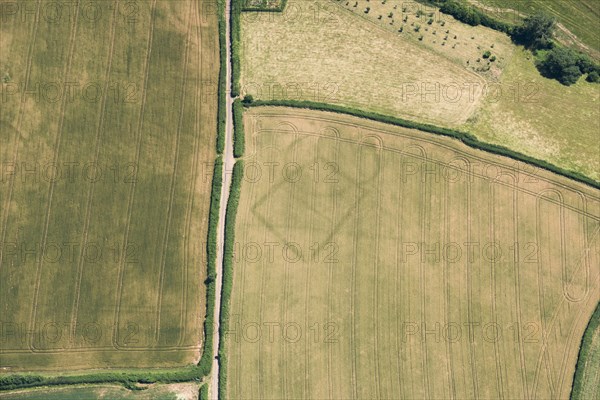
left=233, top=99, right=245, bottom=158
left=433, top=0, right=513, bottom=34
left=216, top=0, right=226, bottom=154
left=196, top=156, right=224, bottom=376
left=0, top=367, right=202, bottom=391
left=246, top=100, right=599, bottom=189
left=570, top=302, right=600, bottom=400
left=242, top=0, right=288, bottom=12
left=231, top=0, right=242, bottom=97
left=218, top=160, right=244, bottom=400
left=199, top=382, right=210, bottom=400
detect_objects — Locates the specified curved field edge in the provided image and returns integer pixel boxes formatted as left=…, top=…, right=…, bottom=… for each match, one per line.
left=244, top=100, right=599, bottom=189
left=570, top=302, right=600, bottom=400
left=226, top=105, right=600, bottom=399
left=218, top=161, right=245, bottom=400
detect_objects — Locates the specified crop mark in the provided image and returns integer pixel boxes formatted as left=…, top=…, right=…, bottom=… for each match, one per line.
left=154, top=0, right=195, bottom=348
left=0, top=0, right=41, bottom=277
left=113, top=0, right=157, bottom=350
left=69, top=0, right=119, bottom=350
left=280, top=123, right=300, bottom=399
left=443, top=173, right=457, bottom=400
left=29, top=0, right=82, bottom=352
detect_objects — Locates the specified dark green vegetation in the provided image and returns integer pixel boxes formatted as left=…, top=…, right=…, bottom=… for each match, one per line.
left=218, top=161, right=244, bottom=400
left=231, top=0, right=242, bottom=97
left=536, top=47, right=600, bottom=86
left=245, top=100, right=600, bottom=189
left=432, top=0, right=513, bottom=33
left=197, top=157, right=224, bottom=376
left=199, top=383, right=209, bottom=400
left=0, top=367, right=201, bottom=392
left=233, top=99, right=245, bottom=158
left=571, top=302, right=600, bottom=400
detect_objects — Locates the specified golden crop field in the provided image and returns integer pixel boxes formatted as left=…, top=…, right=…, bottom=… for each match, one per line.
left=0, top=0, right=218, bottom=370
left=224, top=106, right=600, bottom=399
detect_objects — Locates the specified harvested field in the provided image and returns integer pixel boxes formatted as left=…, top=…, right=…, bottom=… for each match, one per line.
left=224, top=106, right=600, bottom=399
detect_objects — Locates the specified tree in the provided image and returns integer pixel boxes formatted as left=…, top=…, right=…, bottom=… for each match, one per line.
left=513, top=12, right=556, bottom=50
left=242, top=94, right=254, bottom=104
left=537, top=47, right=583, bottom=86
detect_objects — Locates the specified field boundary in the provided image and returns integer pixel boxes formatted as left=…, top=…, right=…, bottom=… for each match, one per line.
left=231, top=0, right=242, bottom=97
left=570, top=302, right=600, bottom=400
left=244, top=100, right=600, bottom=189
left=233, top=99, right=245, bottom=157
left=218, top=160, right=244, bottom=400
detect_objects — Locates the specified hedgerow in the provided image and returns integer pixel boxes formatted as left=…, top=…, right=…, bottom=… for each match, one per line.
left=570, top=302, right=600, bottom=400
left=231, top=0, right=242, bottom=97
left=245, top=100, right=599, bottom=189
left=196, top=156, right=224, bottom=377
left=218, top=160, right=244, bottom=400
left=199, top=383, right=210, bottom=400
left=0, top=367, right=202, bottom=391
left=233, top=99, right=245, bottom=158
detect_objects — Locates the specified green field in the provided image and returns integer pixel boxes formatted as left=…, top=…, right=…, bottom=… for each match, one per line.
left=469, top=0, right=600, bottom=58
left=0, top=0, right=218, bottom=370
left=224, top=106, right=600, bottom=399
left=0, top=382, right=198, bottom=400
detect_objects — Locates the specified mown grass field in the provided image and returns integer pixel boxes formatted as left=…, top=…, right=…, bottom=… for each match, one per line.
left=239, top=0, right=600, bottom=182
left=224, top=106, right=600, bottom=399
left=470, top=0, right=600, bottom=58
left=240, top=0, right=487, bottom=126
left=0, top=382, right=198, bottom=400
left=0, top=0, right=218, bottom=370
left=463, top=47, right=600, bottom=182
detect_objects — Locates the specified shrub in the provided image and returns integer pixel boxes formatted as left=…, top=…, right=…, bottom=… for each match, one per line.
left=427, top=18, right=434, bottom=25
left=490, top=55, right=497, bottom=62
left=586, top=71, right=600, bottom=83
left=242, top=94, right=254, bottom=104
left=512, top=12, right=556, bottom=50
left=483, top=50, right=491, bottom=58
